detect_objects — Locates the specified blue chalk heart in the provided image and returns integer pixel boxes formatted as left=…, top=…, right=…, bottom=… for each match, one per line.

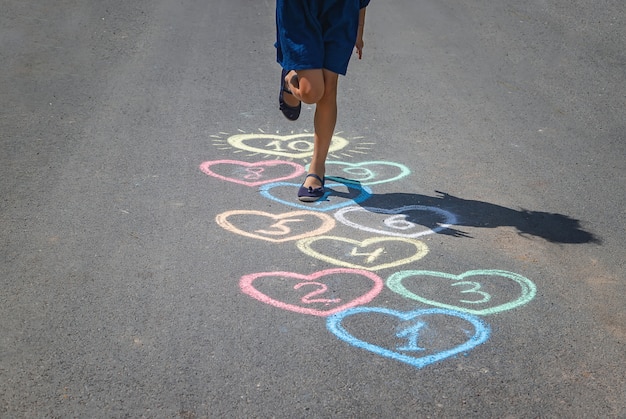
left=260, top=181, right=372, bottom=212
left=327, top=307, right=490, bottom=369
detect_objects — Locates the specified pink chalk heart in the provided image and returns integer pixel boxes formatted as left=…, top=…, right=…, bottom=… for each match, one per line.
left=199, top=160, right=305, bottom=187
left=240, top=269, right=384, bottom=317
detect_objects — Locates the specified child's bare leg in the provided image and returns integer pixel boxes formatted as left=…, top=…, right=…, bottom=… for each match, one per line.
left=284, top=68, right=339, bottom=190
left=285, top=69, right=325, bottom=105
left=303, top=69, right=339, bottom=189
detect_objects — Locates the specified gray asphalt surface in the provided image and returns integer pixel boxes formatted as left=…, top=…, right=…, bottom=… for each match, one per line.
left=2, top=0, right=625, bottom=417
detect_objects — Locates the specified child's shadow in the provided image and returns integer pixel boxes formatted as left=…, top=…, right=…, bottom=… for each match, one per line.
left=327, top=178, right=600, bottom=244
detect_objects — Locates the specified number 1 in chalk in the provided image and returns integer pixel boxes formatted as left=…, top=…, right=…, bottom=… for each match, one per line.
left=396, top=321, right=427, bottom=352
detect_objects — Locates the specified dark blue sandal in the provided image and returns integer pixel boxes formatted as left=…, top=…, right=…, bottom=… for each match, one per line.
left=279, top=68, right=301, bottom=121
left=298, top=173, right=325, bottom=202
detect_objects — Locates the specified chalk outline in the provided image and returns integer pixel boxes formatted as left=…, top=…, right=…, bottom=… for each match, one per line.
left=297, top=236, right=429, bottom=271
left=206, top=132, right=536, bottom=369
left=216, top=210, right=336, bottom=243
left=327, top=307, right=490, bottom=369
left=386, top=270, right=537, bottom=315
left=335, top=205, right=458, bottom=238
left=323, top=160, right=411, bottom=186
left=199, top=160, right=305, bottom=187
left=259, top=181, right=373, bottom=212
left=240, top=268, right=384, bottom=316
left=227, top=133, right=349, bottom=159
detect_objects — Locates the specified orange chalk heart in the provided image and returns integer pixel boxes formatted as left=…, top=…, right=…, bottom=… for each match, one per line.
left=216, top=210, right=336, bottom=243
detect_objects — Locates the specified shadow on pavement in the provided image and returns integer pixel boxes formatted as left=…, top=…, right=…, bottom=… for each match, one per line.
left=370, top=190, right=600, bottom=244
left=326, top=178, right=600, bottom=244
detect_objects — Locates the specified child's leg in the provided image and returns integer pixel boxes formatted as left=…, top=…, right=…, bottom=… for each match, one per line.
left=304, top=69, right=339, bottom=189
left=285, top=69, right=325, bottom=105
left=284, top=68, right=339, bottom=189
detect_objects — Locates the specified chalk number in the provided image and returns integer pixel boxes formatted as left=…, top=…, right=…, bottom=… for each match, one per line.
left=294, top=281, right=341, bottom=305
left=350, top=246, right=385, bottom=264
left=451, top=281, right=491, bottom=304
left=255, top=218, right=304, bottom=236
left=396, top=320, right=426, bottom=352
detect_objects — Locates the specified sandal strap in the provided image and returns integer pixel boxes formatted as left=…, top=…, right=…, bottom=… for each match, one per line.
left=305, top=173, right=324, bottom=186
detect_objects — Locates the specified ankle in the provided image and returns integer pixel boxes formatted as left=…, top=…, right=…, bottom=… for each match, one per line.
left=303, top=172, right=324, bottom=188
left=307, top=165, right=325, bottom=179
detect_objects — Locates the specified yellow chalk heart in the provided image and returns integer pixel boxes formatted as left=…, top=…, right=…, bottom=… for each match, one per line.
left=227, top=133, right=348, bottom=159
left=297, top=236, right=429, bottom=271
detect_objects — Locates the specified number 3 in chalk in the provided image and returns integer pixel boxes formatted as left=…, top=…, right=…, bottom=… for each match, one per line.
left=451, top=281, right=491, bottom=304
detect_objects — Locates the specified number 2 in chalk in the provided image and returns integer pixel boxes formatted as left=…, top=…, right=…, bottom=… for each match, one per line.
left=294, top=282, right=342, bottom=306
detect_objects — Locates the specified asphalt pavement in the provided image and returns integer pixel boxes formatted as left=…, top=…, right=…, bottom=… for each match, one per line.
left=1, top=0, right=625, bottom=417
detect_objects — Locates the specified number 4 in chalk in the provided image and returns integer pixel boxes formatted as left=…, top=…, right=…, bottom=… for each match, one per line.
left=396, top=321, right=426, bottom=352
left=350, top=246, right=385, bottom=264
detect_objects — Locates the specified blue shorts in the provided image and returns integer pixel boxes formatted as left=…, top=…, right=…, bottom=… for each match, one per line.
left=276, top=0, right=370, bottom=76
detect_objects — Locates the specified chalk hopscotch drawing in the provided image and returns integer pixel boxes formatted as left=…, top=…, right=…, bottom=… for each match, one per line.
left=240, top=268, right=384, bottom=317
left=199, top=160, right=305, bottom=187
left=202, top=131, right=537, bottom=369
left=293, top=282, right=342, bottom=305
left=395, top=320, right=427, bottom=352
left=211, top=130, right=373, bottom=160
left=386, top=270, right=537, bottom=316
left=296, top=236, right=429, bottom=271
left=451, top=281, right=491, bottom=304
left=215, top=210, right=336, bottom=243
left=259, top=180, right=373, bottom=212
left=327, top=307, right=490, bottom=369
left=323, top=161, right=411, bottom=186
left=335, top=205, right=458, bottom=238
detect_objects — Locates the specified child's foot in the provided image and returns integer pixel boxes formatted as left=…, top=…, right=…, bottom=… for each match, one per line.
left=279, top=69, right=301, bottom=121
left=302, top=172, right=324, bottom=189
left=303, top=162, right=325, bottom=189
left=283, top=70, right=300, bottom=107
left=298, top=173, right=325, bottom=202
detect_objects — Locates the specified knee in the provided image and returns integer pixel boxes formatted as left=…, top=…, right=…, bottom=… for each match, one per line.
left=299, top=85, right=324, bottom=104
left=293, top=70, right=328, bottom=104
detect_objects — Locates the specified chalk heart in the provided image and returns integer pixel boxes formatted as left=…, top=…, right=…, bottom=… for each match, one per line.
left=240, top=269, right=384, bottom=317
left=297, top=236, right=429, bottom=271
left=215, top=210, right=335, bottom=243
left=260, top=182, right=372, bottom=212
left=386, top=270, right=537, bottom=316
left=327, top=307, right=490, bottom=369
left=335, top=205, right=458, bottom=238
left=324, top=161, right=411, bottom=186
left=199, top=160, right=305, bottom=187
left=227, top=133, right=348, bottom=159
